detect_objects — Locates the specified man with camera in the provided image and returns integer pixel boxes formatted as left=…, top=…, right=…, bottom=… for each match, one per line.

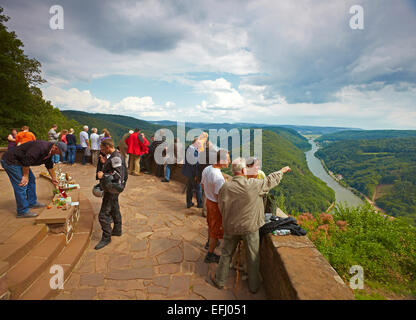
left=94, top=139, right=128, bottom=250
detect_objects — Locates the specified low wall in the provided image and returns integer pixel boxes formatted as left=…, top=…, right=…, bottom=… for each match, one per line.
left=260, top=233, right=354, bottom=299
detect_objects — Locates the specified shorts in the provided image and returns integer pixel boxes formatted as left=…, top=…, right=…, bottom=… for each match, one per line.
left=206, top=198, right=224, bottom=239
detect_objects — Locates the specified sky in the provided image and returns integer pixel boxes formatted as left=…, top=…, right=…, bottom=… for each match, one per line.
left=2, top=0, right=416, bottom=129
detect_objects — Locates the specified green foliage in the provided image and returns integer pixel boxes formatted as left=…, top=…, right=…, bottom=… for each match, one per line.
left=316, top=138, right=416, bottom=224
left=296, top=205, right=416, bottom=297
left=258, top=130, right=334, bottom=213
left=0, top=7, right=82, bottom=145
left=317, top=130, right=416, bottom=144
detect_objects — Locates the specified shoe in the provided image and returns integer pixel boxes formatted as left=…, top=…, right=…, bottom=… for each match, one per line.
left=205, top=274, right=224, bottom=289
left=187, top=203, right=195, bottom=209
left=112, top=224, right=122, bottom=236
left=161, top=179, right=170, bottom=182
left=30, top=202, right=46, bottom=209
left=204, top=240, right=221, bottom=250
left=94, top=238, right=111, bottom=250
left=17, top=211, right=38, bottom=218
left=204, top=252, right=220, bottom=264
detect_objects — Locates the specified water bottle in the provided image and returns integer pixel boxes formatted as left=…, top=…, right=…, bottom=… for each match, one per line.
left=273, top=229, right=291, bottom=236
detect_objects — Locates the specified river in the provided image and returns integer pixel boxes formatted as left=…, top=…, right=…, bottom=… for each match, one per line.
left=305, top=139, right=363, bottom=208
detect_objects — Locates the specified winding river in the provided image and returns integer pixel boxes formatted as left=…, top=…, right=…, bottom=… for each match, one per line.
left=305, top=139, right=363, bottom=208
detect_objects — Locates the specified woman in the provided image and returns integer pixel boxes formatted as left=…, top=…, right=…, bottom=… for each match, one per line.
left=66, top=128, right=77, bottom=165
left=60, top=129, right=69, bottom=163
left=7, top=129, right=17, bottom=150
left=100, top=128, right=111, bottom=142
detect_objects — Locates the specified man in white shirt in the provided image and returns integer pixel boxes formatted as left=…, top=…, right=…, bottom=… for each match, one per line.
left=80, top=125, right=90, bottom=165
left=201, top=149, right=230, bottom=263
left=90, top=128, right=101, bottom=166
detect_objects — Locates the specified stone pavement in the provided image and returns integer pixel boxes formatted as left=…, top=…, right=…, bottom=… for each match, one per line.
left=51, top=164, right=267, bottom=300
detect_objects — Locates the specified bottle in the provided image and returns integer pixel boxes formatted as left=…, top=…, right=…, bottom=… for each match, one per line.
left=273, top=229, right=291, bottom=236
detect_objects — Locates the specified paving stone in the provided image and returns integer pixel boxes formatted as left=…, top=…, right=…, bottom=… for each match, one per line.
left=98, top=290, right=136, bottom=300
left=80, top=273, right=105, bottom=287
left=156, top=247, right=183, bottom=265
left=135, top=290, right=146, bottom=300
left=153, top=275, right=171, bottom=288
left=132, top=251, right=147, bottom=259
left=147, top=285, right=168, bottom=295
left=147, top=293, right=166, bottom=300
left=149, top=238, right=180, bottom=257
left=184, top=243, right=201, bottom=262
left=54, top=292, right=73, bottom=300
left=106, top=267, right=154, bottom=280
left=136, top=232, right=153, bottom=240
left=95, top=253, right=109, bottom=273
left=181, top=262, right=196, bottom=274
left=181, top=231, right=199, bottom=241
left=167, top=275, right=191, bottom=297
left=105, top=279, right=144, bottom=291
left=130, top=239, right=147, bottom=252
left=108, top=255, right=131, bottom=269
left=72, top=288, right=97, bottom=300
left=158, top=263, right=181, bottom=274
left=192, top=284, right=235, bottom=300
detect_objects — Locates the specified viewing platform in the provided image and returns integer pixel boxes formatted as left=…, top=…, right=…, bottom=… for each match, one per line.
left=0, top=150, right=354, bottom=300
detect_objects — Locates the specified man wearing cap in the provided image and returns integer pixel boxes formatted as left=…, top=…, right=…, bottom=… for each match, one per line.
left=208, top=158, right=291, bottom=293
left=1, top=140, right=60, bottom=218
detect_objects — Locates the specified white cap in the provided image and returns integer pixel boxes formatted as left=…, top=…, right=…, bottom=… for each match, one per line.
left=129, top=130, right=134, bottom=134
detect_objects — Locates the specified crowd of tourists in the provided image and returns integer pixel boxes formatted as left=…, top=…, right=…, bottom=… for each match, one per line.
left=2, top=126, right=291, bottom=295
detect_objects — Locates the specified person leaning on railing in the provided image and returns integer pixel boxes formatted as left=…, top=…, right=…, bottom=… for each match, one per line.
left=207, top=157, right=291, bottom=294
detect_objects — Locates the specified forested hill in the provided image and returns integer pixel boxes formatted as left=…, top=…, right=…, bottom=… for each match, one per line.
left=317, top=130, right=416, bottom=143
left=61, top=110, right=179, bottom=146
left=0, top=8, right=81, bottom=145
left=227, top=130, right=335, bottom=214
left=316, top=137, right=416, bottom=225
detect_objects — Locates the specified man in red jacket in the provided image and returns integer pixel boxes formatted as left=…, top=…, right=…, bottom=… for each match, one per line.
left=125, top=128, right=149, bottom=176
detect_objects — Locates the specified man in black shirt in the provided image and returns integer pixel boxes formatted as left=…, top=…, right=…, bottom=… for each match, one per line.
left=1, top=140, right=60, bottom=218
left=95, top=139, right=128, bottom=250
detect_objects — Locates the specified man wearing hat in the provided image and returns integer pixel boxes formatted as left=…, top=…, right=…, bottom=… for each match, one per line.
left=1, top=140, right=61, bottom=218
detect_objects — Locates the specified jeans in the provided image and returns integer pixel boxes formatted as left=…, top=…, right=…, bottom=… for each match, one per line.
left=67, top=145, right=76, bottom=164
left=1, top=160, right=37, bottom=215
left=186, top=176, right=202, bottom=207
left=215, top=231, right=261, bottom=293
left=61, top=151, right=66, bottom=163
left=164, top=164, right=171, bottom=181
left=52, top=154, right=60, bottom=163
left=98, top=192, right=122, bottom=240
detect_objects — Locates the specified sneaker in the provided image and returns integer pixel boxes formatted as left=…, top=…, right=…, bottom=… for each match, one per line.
left=30, top=202, right=46, bottom=209
left=205, top=274, right=224, bottom=289
left=161, top=179, right=170, bottom=183
left=204, top=252, right=220, bottom=264
left=17, top=211, right=38, bottom=218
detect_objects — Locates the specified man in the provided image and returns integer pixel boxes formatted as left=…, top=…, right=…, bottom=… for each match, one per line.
left=201, top=150, right=230, bottom=263
left=125, top=128, right=143, bottom=176
left=181, top=138, right=203, bottom=208
left=1, top=140, right=60, bottom=218
left=16, top=126, right=36, bottom=146
left=118, top=130, right=133, bottom=165
left=90, top=128, right=101, bottom=166
left=48, top=124, right=61, bottom=164
left=7, top=128, right=17, bottom=150
left=80, top=125, right=90, bottom=165
left=209, top=158, right=291, bottom=293
left=198, top=139, right=218, bottom=217
left=95, top=139, right=128, bottom=250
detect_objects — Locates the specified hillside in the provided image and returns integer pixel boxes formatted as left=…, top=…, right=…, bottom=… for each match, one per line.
left=316, top=137, right=416, bottom=225
left=317, top=130, right=416, bottom=144
left=0, top=9, right=81, bottom=145
left=62, top=110, right=178, bottom=147
left=223, top=130, right=335, bottom=214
